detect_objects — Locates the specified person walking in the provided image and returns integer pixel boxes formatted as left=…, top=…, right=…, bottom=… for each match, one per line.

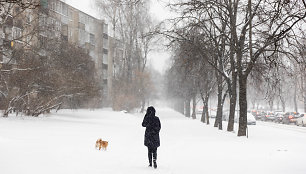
left=142, top=106, right=161, bottom=169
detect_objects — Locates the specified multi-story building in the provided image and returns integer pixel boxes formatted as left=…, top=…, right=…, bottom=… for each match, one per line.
left=0, top=0, right=112, bottom=106
left=45, top=0, right=110, bottom=104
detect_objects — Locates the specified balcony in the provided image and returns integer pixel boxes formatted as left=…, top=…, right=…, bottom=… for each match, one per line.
left=103, top=54, right=108, bottom=64
left=102, top=63, right=108, bottom=70
left=78, top=22, right=85, bottom=30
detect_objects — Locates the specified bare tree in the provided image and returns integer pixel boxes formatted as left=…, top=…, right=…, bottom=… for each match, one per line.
left=95, top=0, right=156, bottom=112
left=160, top=0, right=305, bottom=136
left=1, top=37, right=100, bottom=117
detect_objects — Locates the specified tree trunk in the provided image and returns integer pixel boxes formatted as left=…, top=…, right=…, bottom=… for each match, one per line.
left=227, top=72, right=237, bottom=132
left=191, top=94, right=196, bottom=119
left=200, top=92, right=206, bottom=123
left=200, top=93, right=210, bottom=124
left=280, top=95, right=286, bottom=112
left=294, top=83, right=298, bottom=113
left=205, top=103, right=210, bottom=125
left=201, top=105, right=205, bottom=123
left=185, top=98, right=191, bottom=117
left=237, top=0, right=251, bottom=137
left=269, top=100, right=274, bottom=111
left=214, top=83, right=223, bottom=129
left=238, top=75, right=248, bottom=136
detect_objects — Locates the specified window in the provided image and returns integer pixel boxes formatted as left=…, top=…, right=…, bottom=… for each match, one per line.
left=103, top=80, right=108, bottom=86
left=103, top=69, right=108, bottom=79
left=61, top=24, right=68, bottom=36
left=102, top=84, right=108, bottom=96
left=89, top=33, right=95, bottom=45
left=61, top=2, right=68, bottom=16
left=102, top=63, right=108, bottom=69
left=61, top=15, right=68, bottom=25
left=68, top=27, right=72, bottom=39
left=103, top=33, right=108, bottom=39
left=79, top=12, right=86, bottom=24
left=68, top=9, right=73, bottom=20
left=12, top=27, right=22, bottom=40
left=103, top=24, right=108, bottom=34
left=85, top=32, right=89, bottom=43
left=50, top=1, right=55, bottom=10
left=117, top=50, right=123, bottom=59
left=79, top=29, right=85, bottom=45
left=54, top=21, right=61, bottom=31
left=56, top=1, right=61, bottom=13
left=103, top=38, right=108, bottom=48
left=26, top=14, right=32, bottom=24
left=40, top=0, right=48, bottom=9
left=39, top=35, right=47, bottom=47
left=103, top=53, right=108, bottom=64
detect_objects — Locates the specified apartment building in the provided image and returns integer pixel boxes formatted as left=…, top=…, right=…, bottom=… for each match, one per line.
left=45, top=0, right=110, bottom=102
left=0, top=0, right=112, bottom=106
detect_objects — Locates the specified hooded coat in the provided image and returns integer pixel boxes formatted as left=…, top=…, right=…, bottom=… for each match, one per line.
left=142, top=107, right=161, bottom=148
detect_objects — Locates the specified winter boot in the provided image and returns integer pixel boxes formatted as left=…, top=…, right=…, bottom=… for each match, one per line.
left=148, top=154, right=152, bottom=167
left=153, top=160, right=157, bottom=169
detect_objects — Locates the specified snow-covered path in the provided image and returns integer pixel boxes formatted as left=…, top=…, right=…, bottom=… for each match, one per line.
left=0, top=108, right=306, bottom=174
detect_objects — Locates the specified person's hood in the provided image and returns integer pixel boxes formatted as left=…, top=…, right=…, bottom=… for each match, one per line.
left=146, top=106, right=156, bottom=117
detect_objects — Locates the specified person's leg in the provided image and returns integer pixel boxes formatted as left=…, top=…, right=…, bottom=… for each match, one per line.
left=152, top=148, right=157, bottom=168
left=147, top=147, right=153, bottom=167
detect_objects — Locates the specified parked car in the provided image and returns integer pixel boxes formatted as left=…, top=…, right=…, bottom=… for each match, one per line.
left=247, top=113, right=256, bottom=125
left=251, top=110, right=257, bottom=116
left=296, top=113, right=306, bottom=126
left=282, top=112, right=300, bottom=124
left=274, top=112, right=285, bottom=123
left=254, top=111, right=265, bottom=120
left=262, top=111, right=275, bottom=121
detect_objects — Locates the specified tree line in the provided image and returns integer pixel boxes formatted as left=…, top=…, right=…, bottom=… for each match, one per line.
left=161, top=0, right=306, bottom=136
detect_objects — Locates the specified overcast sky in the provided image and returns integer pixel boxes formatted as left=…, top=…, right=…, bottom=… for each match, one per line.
left=63, top=0, right=173, bottom=74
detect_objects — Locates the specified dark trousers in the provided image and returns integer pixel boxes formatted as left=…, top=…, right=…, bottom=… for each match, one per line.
left=147, top=147, right=157, bottom=164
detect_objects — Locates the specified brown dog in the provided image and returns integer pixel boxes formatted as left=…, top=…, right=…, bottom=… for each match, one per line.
left=95, top=138, right=108, bottom=151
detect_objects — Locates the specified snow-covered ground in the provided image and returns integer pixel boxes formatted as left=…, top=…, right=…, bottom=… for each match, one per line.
left=1, top=107, right=306, bottom=174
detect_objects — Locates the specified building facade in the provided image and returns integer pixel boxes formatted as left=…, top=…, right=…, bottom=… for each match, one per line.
left=0, top=0, right=112, bottom=106
left=45, top=0, right=110, bottom=104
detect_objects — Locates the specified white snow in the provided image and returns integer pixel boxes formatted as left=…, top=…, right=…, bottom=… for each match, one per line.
left=1, top=107, right=306, bottom=174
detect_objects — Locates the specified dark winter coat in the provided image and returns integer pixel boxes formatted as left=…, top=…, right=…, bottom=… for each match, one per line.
left=142, top=107, right=161, bottom=148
